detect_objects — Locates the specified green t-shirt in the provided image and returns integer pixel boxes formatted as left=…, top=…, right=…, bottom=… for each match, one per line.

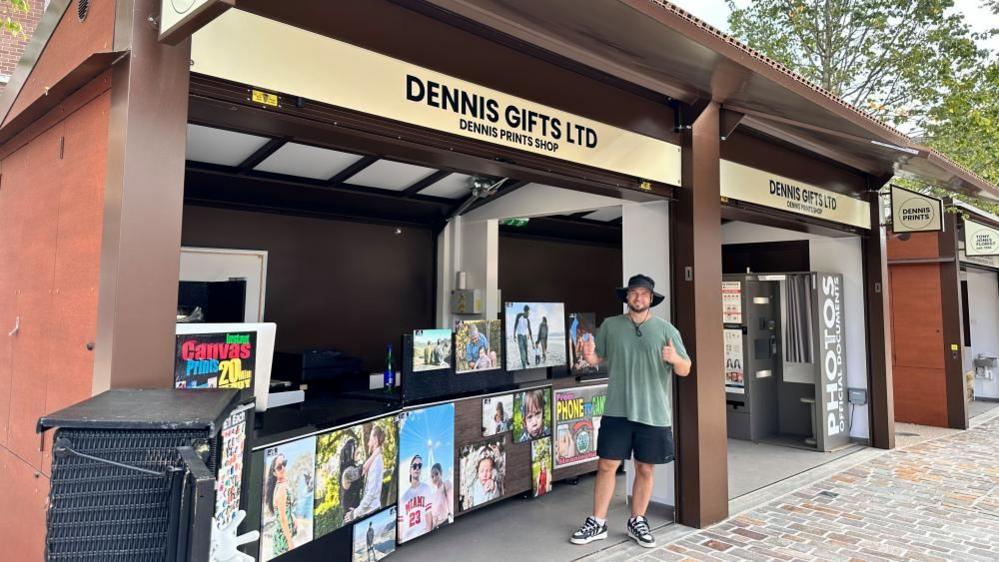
left=596, top=314, right=689, bottom=428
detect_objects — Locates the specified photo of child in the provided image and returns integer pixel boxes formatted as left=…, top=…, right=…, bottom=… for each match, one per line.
left=458, top=436, right=506, bottom=511
left=531, top=437, right=553, bottom=497
left=454, top=320, right=502, bottom=374
left=412, top=329, right=453, bottom=372
left=481, top=394, right=513, bottom=437
left=513, top=387, right=552, bottom=443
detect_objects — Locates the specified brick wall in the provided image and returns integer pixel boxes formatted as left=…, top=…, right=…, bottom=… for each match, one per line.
left=0, top=0, right=45, bottom=94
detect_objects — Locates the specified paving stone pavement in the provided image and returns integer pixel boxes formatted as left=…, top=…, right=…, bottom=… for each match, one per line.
left=591, top=412, right=999, bottom=562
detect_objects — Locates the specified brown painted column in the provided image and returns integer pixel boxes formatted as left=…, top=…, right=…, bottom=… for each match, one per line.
left=863, top=189, right=895, bottom=449
left=672, top=101, right=728, bottom=528
left=939, top=213, right=968, bottom=429
left=92, top=0, right=191, bottom=391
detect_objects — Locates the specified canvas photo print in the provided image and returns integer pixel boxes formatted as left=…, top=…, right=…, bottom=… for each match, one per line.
left=454, top=319, right=502, bottom=374
left=568, top=312, right=599, bottom=375
left=513, top=387, right=553, bottom=443
left=504, top=302, right=567, bottom=371
left=397, top=403, right=455, bottom=544
left=260, top=436, right=316, bottom=561
left=352, top=507, right=396, bottom=562
left=458, top=436, right=507, bottom=511
left=314, top=416, right=398, bottom=538
left=480, top=394, right=514, bottom=437
left=531, top=437, right=553, bottom=498
left=412, top=329, right=453, bottom=372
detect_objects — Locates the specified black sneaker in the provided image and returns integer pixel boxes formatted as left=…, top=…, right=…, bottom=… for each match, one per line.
left=570, top=516, right=608, bottom=545
left=627, top=515, right=655, bottom=548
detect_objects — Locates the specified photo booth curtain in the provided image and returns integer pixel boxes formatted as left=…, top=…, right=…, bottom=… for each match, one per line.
left=784, top=274, right=813, bottom=363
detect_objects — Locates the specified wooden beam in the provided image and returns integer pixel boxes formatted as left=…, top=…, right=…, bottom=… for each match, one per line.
left=235, top=137, right=286, bottom=174
left=402, top=170, right=452, bottom=196
left=326, top=154, right=378, bottom=185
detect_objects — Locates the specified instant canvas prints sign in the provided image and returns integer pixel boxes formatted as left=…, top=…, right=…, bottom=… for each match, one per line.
left=314, top=416, right=398, bottom=538
left=724, top=329, right=745, bottom=392
left=890, top=185, right=943, bottom=233
left=352, top=507, right=397, bottom=562
left=965, top=219, right=999, bottom=256
left=554, top=385, right=607, bottom=468
left=513, top=387, right=553, bottom=443
left=412, top=329, right=453, bottom=372
left=397, top=404, right=455, bottom=544
left=458, top=436, right=507, bottom=511
left=175, top=322, right=276, bottom=411
left=504, top=302, right=567, bottom=371
left=481, top=394, right=514, bottom=437
left=719, top=160, right=871, bottom=229
left=260, top=436, right=316, bottom=561
left=568, top=312, right=599, bottom=375
left=531, top=437, right=553, bottom=498
left=454, top=319, right=502, bottom=373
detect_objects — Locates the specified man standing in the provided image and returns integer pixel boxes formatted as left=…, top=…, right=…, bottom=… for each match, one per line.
left=570, top=274, right=691, bottom=548
left=513, top=305, right=534, bottom=369
left=398, top=455, right=434, bottom=542
left=365, top=521, right=376, bottom=562
left=355, top=425, right=386, bottom=519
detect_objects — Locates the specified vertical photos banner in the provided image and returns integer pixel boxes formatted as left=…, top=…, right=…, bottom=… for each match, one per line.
left=554, top=385, right=607, bottom=468
left=397, top=403, right=455, bottom=544
left=454, top=319, right=502, bottom=374
left=174, top=330, right=256, bottom=389
left=513, top=387, right=553, bottom=443
left=481, top=394, right=514, bottom=437
left=568, top=312, right=599, bottom=375
left=352, top=507, right=397, bottom=562
left=531, top=437, right=553, bottom=498
left=504, top=302, right=567, bottom=371
left=412, top=329, right=453, bottom=372
left=209, top=403, right=253, bottom=561
left=314, top=416, right=398, bottom=538
left=458, top=436, right=507, bottom=511
left=260, top=436, right=316, bottom=561
left=724, top=329, right=745, bottom=392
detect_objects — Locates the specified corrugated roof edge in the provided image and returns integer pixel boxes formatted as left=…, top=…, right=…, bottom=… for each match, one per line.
left=649, top=0, right=999, bottom=199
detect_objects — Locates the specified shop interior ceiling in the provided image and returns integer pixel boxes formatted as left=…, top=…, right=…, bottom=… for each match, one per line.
left=184, top=123, right=624, bottom=241
left=410, top=0, right=999, bottom=201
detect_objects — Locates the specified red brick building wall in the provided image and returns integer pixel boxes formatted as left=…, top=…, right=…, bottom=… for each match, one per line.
left=0, top=0, right=45, bottom=94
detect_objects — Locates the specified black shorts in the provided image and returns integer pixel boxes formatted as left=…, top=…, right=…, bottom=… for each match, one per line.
left=596, top=415, right=674, bottom=464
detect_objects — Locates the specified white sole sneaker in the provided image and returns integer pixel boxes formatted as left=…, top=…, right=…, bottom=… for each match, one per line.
left=569, top=530, right=608, bottom=545
left=627, top=528, right=656, bottom=548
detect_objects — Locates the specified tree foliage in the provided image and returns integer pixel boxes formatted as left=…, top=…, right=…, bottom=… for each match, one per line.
left=2, top=0, right=30, bottom=38
left=726, top=0, right=982, bottom=126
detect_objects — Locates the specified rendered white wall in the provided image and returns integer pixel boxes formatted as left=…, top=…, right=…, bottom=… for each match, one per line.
left=720, top=222, right=870, bottom=440
left=622, top=201, right=675, bottom=507
left=967, top=268, right=999, bottom=398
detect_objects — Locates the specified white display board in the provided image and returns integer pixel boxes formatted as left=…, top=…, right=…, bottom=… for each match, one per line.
left=180, top=247, right=268, bottom=322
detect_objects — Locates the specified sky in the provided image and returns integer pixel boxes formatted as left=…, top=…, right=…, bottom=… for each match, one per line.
left=668, top=0, right=999, bottom=53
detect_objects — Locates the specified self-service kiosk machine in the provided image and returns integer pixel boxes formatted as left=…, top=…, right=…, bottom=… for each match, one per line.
left=724, top=272, right=850, bottom=452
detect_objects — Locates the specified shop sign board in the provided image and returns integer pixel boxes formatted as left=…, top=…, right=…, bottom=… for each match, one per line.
left=890, top=185, right=943, bottom=233
left=191, top=10, right=682, bottom=186
left=965, top=219, right=999, bottom=256
left=554, top=385, right=607, bottom=468
left=159, top=0, right=232, bottom=45
left=816, top=273, right=850, bottom=451
left=720, top=160, right=871, bottom=229
left=960, top=250, right=999, bottom=271
left=175, top=322, right=276, bottom=411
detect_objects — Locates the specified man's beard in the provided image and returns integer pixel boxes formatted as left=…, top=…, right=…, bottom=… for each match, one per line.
left=628, top=302, right=648, bottom=313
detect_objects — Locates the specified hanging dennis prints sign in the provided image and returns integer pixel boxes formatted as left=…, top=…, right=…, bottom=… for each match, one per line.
left=890, top=185, right=943, bottom=233
left=965, top=219, right=999, bottom=256
left=720, top=160, right=871, bottom=229
left=190, top=10, right=681, bottom=186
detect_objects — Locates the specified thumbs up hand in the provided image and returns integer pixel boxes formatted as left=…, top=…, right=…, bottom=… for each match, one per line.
left=662, top=338, right=679, bottom=365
